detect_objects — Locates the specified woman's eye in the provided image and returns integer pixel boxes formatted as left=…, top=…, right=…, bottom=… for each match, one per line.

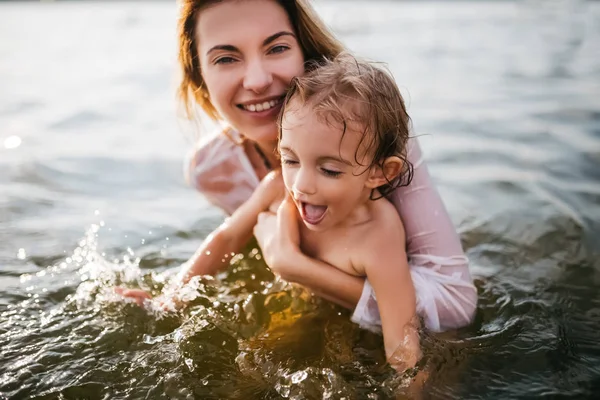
left=215, top=56, right=236, bottom=65
left=269, top=45, right=289, bottom=55
left=321, top=168, right=342, bottom=178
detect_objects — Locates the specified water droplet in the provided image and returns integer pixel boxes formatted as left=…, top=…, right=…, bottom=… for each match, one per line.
left=184, top=358, right=195, bottom=372
left=4, top=135, right=22, bottom=149
left=205, top=251, right=211, bottom=256
left=291, top=370, right=308, bottom=384
left=94, top=210, right=100, bottom=216
left=17, top=248, right=26, bottom=260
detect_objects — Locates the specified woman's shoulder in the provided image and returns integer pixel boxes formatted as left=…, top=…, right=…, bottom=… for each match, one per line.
left=192, top=126, right=242, bottom=154
left=184, top=126, right=260, bottom=214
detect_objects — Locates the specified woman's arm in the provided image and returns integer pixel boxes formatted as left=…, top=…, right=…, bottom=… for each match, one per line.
left=389, top=138, right=466, bottom=263
left=177, top=171, right=284, bottom=283
left=276, top=253, right=364, bottom=310
left=117, top=171, right=284, bottom=305
left=254, top=197, right=365, bottom=309
left=386, top=138, right=477, bottom=331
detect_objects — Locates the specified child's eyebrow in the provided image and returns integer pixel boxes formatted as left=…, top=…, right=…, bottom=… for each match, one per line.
left=279, top=146, right=294, bottom=154
left=318, top=156, right=353, bottom=166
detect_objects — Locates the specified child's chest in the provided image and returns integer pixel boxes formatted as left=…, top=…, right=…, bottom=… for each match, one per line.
left=299, top=227, right=365, bottom=277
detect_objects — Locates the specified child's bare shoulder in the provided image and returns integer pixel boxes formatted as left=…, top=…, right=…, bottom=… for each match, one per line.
left=351, top=199, right=407, bottom=274
left=363, top=199, right=405, bottom=246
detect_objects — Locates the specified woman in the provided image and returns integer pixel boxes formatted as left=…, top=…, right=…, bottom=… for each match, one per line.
left=123, top=0, right=477, bottom=333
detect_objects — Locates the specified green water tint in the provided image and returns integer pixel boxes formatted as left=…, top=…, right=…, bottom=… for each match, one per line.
left=2, top=228, right=440, bottom=399
left=3, top=212, right=597, bottom=399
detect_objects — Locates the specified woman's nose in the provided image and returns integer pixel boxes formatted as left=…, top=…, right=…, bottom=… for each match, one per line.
left=243, top=58, right=273, bottom=94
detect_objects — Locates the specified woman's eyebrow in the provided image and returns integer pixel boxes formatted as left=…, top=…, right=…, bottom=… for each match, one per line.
left=206, top=44, right=239, bottom=56
left=206, top=31, right=294, bottom=56
left=263, top=31, right=296, bottom=46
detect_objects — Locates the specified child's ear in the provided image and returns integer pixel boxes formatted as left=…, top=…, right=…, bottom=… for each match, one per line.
left=365, top=156, right=403, bottom=189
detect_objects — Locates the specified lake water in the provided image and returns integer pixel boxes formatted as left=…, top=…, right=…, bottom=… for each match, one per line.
left=1, top=1, right=599, bottom=399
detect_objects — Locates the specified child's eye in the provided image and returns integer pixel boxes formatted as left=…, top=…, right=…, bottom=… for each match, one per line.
left=281, top=158, right=298, bottom=166
left=215, top=56, right=236, bottom=65
left=321, top=168, right=342, bottom=178
left=269, top=45, right=289, bottom=55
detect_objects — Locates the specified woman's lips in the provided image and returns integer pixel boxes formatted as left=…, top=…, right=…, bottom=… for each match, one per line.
left=237, top=96, right=284, bottom=119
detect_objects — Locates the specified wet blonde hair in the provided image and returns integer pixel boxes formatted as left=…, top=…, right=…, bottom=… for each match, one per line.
left=279, top=53, right=414, bottom=197
left=177, top=0, right=345, bottom=120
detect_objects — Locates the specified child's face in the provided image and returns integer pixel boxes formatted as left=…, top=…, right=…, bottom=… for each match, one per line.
left=279, top=101, right=375, bottom=232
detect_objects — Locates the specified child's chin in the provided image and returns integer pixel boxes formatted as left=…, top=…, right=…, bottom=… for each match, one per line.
left=301, top=218, right=328, bottom=231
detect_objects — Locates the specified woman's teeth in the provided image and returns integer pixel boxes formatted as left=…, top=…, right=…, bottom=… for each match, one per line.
left=242, top=99, right=281, bottom=112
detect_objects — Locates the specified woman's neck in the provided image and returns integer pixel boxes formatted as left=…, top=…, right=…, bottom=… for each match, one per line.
left=254, top=140, right=280, bottom=170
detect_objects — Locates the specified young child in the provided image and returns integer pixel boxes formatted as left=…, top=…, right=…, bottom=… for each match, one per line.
left=271, top=53, right=420, bottom=371
left=119, top=53, right=420, bottom=371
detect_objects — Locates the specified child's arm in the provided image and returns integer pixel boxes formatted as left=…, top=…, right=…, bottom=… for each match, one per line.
left=360, top=218, right=421, bottom=373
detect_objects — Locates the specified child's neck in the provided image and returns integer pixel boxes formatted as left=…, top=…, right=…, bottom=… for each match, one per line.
left=339, top=188, right=385, bottom=229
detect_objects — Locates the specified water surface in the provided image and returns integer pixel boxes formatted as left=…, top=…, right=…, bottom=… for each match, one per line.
left=1, top=1, right=599, bottom=399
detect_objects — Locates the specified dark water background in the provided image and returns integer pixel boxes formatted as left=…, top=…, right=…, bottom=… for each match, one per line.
left=1, top=1, right=599, bottom=399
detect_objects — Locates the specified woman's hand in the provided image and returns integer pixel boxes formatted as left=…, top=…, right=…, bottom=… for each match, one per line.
left=255, top=194, right=364, bottom=310
left=114, top=287, right=153, bottom=307
left=253, top=195, right=302, bottom=280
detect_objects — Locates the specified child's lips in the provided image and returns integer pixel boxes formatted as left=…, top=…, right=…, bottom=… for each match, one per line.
left=300, top=201, right=328, bottom=225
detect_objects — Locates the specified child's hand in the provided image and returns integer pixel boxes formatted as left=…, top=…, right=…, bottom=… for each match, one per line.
left=114, top=287, right=153, bottom=307
left=254, top=195, right=301, bottom=280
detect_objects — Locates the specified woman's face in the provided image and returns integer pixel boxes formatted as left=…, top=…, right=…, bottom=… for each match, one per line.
left=197, top=0, right=305, bottom=144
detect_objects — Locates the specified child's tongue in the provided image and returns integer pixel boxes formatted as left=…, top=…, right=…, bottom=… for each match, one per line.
left=302, top=203, right=327, bottom=224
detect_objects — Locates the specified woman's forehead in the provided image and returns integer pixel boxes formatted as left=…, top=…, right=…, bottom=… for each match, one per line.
left=196, top=0, right=293, bottom=48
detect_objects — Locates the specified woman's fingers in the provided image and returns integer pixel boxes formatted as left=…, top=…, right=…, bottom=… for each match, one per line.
left=115, top=287, right=152, bottom=299
left=254, top=211, right=275, bottom=239
left=277, top=195, right=300, bottom=244
left=114, top=287, right=152, bottom=307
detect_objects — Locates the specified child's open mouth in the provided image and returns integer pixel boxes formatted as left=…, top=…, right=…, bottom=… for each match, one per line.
left=300, top=202, right=328, bottom=225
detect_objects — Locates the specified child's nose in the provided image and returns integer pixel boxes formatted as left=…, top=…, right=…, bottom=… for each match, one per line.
left=293, top=169, right=317, bottom=196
